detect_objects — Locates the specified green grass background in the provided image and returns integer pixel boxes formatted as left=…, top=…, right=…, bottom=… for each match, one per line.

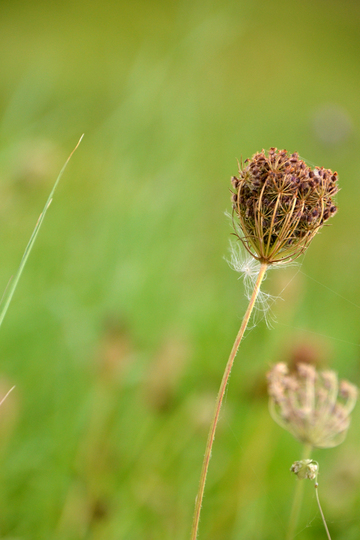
left=1, top=0, right=360, bottom=538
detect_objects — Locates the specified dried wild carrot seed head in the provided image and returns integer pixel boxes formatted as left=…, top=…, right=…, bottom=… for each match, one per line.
left=231, top=148, right=339, bottom=264
left=267, top=363, right=358, bottom=449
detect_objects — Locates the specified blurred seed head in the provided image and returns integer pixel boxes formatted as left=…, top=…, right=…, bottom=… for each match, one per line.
left=12, top=138, right=62, bottom=187
left=267, top=363, right=358, bottom=449
left=286, top=336, right=332, bottom=373
left=143, top=334, right=189, bottom=412
left=231, top=148, right=339, bottom=264
left=290, top=459, right=318, bottom=480
left=96, top=316, right=134, bottom=383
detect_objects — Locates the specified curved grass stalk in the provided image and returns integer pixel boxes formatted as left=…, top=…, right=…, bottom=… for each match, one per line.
left=190, top=262, right=267, bottom=540
left=0, top=135, right=83, bottom=330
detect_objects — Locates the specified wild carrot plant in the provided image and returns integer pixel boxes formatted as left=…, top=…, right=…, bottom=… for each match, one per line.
left=191, top=148, right=339, bottom=539
left=268, top=362, right=358, bottom=539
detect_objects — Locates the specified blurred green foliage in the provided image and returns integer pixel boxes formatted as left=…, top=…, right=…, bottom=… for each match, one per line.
left=0, top=0, right=360, bottom=538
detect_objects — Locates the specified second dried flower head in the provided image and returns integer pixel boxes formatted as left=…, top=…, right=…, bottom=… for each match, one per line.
left=267, top=362, right=358, bottom=449
left=231, top=148, right=339, bottom=264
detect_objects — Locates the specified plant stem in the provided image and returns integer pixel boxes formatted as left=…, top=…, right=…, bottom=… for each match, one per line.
left=315, top=481, right=332, bottom=540
left=190, top=262, right=268, bottom=540
left=0, top=135, right=83, bottom=330
left=286, top=444, right=312, bottom=540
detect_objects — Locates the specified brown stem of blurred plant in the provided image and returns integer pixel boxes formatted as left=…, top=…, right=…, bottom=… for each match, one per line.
left=190, top=262, right=267, bottom=540
left=286, top=444, right=312, bottom=540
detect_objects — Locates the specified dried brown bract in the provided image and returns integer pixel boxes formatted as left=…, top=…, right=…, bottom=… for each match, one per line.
left=267, top=363, right=358, bottom=449
left=231, top=148, right=339, bottom=264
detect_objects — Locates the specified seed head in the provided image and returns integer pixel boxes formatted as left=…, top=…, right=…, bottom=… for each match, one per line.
left=267, top=362, right=358, bottom=449
left=231, top=148, right=339, bottom=264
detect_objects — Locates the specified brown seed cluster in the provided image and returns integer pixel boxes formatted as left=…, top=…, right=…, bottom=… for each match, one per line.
left=267, top=363, right=358, bottom=449
left=231, top=148, right=339, bottom=264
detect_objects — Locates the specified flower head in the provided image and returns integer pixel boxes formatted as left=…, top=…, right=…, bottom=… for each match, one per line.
left=231, top=148, right=339, bottom=264
left=267, top=362, right=357, bottom=449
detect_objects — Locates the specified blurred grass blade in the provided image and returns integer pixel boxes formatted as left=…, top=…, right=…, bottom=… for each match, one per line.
left=0, top=385, right=15, bottom=406
left=0, top=134, right=84, bottom=329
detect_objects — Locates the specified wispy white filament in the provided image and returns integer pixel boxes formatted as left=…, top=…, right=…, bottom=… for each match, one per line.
left=226, top=240, right=277, bottom=327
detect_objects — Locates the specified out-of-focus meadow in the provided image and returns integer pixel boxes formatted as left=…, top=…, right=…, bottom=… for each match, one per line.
left=1, top=0, right=360, bottom=538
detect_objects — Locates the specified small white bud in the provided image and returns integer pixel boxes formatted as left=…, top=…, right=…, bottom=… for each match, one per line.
left=290, top=459, right=318, bottom=480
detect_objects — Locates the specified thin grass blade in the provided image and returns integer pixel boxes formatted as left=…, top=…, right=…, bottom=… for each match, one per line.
left=0, top=134, right=84, bottom=329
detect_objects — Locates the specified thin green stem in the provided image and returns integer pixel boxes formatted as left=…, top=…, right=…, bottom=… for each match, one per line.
left=0, top=135, right=83, bottom=330
left=315, top=481, right=332, bottom=540
left=286, top=444, right=312, bottom=540
left=190, top=262, right=268, bottom=540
